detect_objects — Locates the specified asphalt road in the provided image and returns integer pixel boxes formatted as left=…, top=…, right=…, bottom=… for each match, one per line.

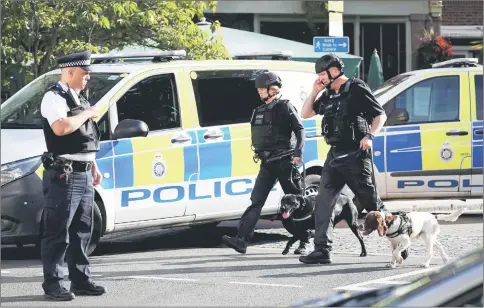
left=1, top=215, right=482, bottom=307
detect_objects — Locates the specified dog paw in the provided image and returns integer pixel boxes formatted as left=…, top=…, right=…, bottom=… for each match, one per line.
left=419, top=263, right=430, bottom=268
left=386, top=262, right=396, bottom=269
left=282, top=249, right=289, bottom=255
left=396, top=256, right=403, bottom=264
left=360, top=252, right=367, bottom=257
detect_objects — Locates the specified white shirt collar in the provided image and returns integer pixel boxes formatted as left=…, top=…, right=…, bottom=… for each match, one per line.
left=57, top=81, right=81, bottom=105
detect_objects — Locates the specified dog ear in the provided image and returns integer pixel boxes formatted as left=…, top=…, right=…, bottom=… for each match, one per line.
left=377, top=218, right=387, bottom=237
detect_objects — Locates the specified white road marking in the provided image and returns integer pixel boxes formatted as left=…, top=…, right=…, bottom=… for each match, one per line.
left=1, top=270, right=11, bottom=274
left=122, top=276, right=199, bottom=282
left=229, top=281, right=303, bottom=288
left=334, top=266, right=442, bottom=291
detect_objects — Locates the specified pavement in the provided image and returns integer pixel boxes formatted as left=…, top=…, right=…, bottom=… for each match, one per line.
left=1, top=214, right=482, bottom=307
left=382, top=198, right=483, bottom=215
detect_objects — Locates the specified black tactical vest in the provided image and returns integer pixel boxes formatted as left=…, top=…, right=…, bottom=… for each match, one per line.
left=250, top=99, right=292, bottom=152
left=42, top=84, right=100, bottom=157
left=319, top=79, right=369, bottom=147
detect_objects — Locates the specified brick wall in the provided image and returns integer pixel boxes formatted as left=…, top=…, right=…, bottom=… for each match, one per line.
left=442, top=0, right=483, bottom=25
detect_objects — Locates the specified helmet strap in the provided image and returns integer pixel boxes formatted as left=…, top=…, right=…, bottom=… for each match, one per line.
left=325, top=69, right=345, bottom=89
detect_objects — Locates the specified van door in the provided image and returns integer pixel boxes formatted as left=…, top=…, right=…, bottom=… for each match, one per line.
left=383, top=72, right=471, bottom=198
left=183, top=68, right=279, bottom=221
left=469, top=72, right=483, bottom=196
left=110, top=71, right=198, bottom=223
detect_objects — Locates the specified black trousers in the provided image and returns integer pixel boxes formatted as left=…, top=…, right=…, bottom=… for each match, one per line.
left=237, top=157, right=302, bottom=240
left=40, top=168, right=94, bottom=293
left=313, top=147, right=384, bottom=251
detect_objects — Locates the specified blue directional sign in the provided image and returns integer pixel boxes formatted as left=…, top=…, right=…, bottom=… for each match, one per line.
left=313, top=36, right=350, bottom=53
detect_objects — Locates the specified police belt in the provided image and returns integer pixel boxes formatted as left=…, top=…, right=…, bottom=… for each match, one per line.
left=42, top=153, right=93, bottom=172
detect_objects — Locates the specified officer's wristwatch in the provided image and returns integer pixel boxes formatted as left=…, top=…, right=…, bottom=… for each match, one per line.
left=365, top=133, right=375, bottom=140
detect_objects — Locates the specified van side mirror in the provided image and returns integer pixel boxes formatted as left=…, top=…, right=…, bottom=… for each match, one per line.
left=113, top=119, right=149, bottom=140
left=388, top=108, right=409, bottom=125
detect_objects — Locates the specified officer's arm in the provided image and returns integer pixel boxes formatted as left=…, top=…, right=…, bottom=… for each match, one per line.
left=356, top=82, right=387, bottom=135
left=51, top=112, right=94, bottom=136
left=286, top=103, right=305, bottom=157
left=301, top=91, right=318, bottom=118
left=41, top=92, right=95, bottom=136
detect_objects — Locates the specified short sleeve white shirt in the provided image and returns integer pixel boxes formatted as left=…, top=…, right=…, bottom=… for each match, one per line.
left=40, top=82, right=96, bottom=162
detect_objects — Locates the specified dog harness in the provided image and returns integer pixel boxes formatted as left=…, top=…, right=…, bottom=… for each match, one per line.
left=385, top=211, right=413, bottom=238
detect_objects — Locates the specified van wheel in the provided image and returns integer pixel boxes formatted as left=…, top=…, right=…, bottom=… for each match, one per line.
left=304, top=174, right=320, bottom=197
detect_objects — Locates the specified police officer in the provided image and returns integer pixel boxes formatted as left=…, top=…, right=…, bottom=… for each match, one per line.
left=298, top=54, right=388, bottom=265
left=222, top=72, right=306, bottom=254
left=39, top=51, right=106, bottom=300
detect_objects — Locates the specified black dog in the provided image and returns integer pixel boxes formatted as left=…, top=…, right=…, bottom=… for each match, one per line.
left=279, top=192, right=367, bottom=257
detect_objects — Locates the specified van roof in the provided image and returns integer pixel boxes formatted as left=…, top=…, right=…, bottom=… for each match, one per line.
left=45, top=59, right=317, bottom=75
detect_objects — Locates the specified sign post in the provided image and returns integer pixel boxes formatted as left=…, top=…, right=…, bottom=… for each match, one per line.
left=313, top=36, right=350, bottom=53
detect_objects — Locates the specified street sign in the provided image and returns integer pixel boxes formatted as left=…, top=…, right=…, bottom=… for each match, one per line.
left=313, top=36, right=350, bottom=53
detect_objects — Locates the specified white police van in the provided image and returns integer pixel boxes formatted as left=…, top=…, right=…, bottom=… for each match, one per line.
left=1, top=53, right=482, bottom=255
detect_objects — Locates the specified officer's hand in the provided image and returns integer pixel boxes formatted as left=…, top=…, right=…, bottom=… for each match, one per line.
left=93, top=169, right=102, bottom=187
left=360, top=136, right=372, bottom=150
left=313, top=78, right=325, bottom=94
left=292, top=156, right=303, bottom=165
left=86, top=106, right=98, bottom=119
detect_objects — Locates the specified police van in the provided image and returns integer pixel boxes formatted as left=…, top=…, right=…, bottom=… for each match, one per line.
left=1, top=52, right=482, bottom=255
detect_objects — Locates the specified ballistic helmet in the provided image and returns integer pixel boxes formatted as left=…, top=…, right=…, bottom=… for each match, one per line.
left=255, top=72, right=282, bottom=89
left=315, top=53, right=344, bottom=74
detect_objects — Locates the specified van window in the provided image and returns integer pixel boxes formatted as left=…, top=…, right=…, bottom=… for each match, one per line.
left=116, top=73, right=180, bottom=131
left=475, top=75, right=483, bottom=120
left=373, top=73, right=413, bottom=98
left=0, top=73, right=125, bottom=129
left=383, top=76, right=460, bottom=126
left=191, top=69, right=267, bottom=127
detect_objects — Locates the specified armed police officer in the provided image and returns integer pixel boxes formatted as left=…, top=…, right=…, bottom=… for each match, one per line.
left=298, top=54, right=387, bottom=265
left=39, top=52, right=106, bottom=301
left=222, top=72, right=306, bottom=254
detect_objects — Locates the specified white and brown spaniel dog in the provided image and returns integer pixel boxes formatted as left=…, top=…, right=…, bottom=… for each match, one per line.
left=359, top=208, right=466, bottom=268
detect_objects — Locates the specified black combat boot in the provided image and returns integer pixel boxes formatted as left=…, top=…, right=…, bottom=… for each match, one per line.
left=299, top=248, right=331, bottom=264
left=222, top=235, right=247, bottom=254
left=70, top=282, right=106, bottom=296
left=44, top=287, right=75, bottom=301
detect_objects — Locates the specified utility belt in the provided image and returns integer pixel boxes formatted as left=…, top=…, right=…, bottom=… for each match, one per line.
left=253, top=149, right=294, bottom=164
left=41, top=152, right=93, bottom=173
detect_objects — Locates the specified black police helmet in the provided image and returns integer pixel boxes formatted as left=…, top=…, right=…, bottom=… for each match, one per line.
left=255, top=72, right=282, bottom=89
left=315, top=54, right=344, bottom=74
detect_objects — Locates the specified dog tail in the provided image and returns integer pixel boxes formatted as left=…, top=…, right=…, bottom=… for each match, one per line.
left=435, top=208, right=467, bottom=222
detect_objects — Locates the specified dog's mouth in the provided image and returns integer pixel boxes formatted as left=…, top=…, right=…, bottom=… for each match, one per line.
left=282, top=211, right=291, bottom=219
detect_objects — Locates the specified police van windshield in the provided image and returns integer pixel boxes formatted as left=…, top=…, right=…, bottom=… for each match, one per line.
left=373, top=73, right=413, bottom=98
left=0, top=72, right=125, bottom=129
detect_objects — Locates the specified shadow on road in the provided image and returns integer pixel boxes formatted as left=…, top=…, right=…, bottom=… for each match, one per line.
left=1, top=224, right=290, bottom=261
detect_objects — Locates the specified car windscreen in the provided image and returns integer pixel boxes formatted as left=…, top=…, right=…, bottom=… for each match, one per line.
left=0, top=72, right=126, bottom=129
left=373, top=73, right=413, bottom=98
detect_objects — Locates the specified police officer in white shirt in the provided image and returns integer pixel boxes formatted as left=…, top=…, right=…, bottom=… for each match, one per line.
left=39, top=51, right=106, bottom=301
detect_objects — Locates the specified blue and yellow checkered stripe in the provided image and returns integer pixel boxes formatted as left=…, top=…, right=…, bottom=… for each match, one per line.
left=94, top=119, right=332, bottom=190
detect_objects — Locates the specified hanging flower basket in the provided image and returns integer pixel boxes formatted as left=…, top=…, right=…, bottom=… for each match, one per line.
left=417, top=29, right=453, bottom=69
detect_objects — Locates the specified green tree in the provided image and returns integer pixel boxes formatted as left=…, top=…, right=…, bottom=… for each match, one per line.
left=1, top=0, right=229, bottom=89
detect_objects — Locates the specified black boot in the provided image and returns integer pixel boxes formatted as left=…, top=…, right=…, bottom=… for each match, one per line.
left=70, top=282, right=106, bottom=296
left=44, top=287, right=75, bottom=301
left=222, top=235, right=247, bottom=254
left=299, top=248, right=331, bottom=264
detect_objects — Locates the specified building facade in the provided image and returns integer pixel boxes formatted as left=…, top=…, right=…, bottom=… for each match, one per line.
left=205, top=0, right=482, bottom=81
left=441, top=0, right=483, bottom=60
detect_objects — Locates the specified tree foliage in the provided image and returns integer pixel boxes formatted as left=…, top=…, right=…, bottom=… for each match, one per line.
left=1, top=0, right=230, bottom=89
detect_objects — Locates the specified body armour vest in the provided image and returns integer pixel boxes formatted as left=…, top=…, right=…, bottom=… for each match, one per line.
left=319, top=79, right=369, bottom=147
left=42, top=84, right=100, bottom=156
left=250, top=99, right=292, bottom=153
